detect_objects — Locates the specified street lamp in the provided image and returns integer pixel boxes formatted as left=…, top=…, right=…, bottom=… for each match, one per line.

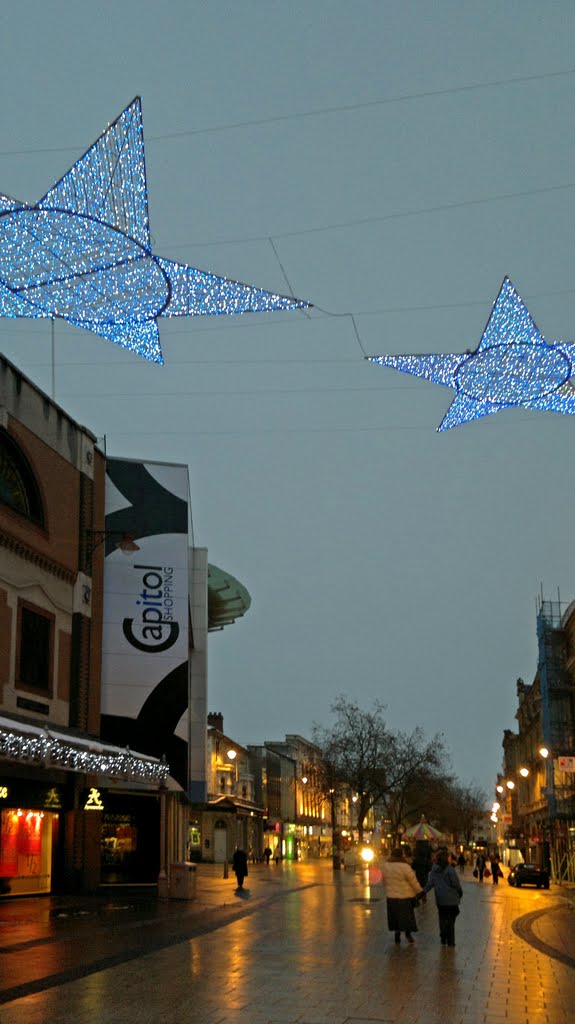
left=539, top=747, right=550, bottom=759
left=85, top=529, right=141, bottom=558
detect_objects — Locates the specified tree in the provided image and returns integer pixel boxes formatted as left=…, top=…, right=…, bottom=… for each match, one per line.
left=437, top=781, right=487, bottom=844
left=313, top=696, right=446, bottom=842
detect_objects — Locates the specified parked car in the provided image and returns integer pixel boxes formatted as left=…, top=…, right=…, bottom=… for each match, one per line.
left=507, top=863, right=550, bottom=889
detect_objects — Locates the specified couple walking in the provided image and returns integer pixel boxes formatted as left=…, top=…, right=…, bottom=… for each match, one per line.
left=381, top=848, right=462, bottom=946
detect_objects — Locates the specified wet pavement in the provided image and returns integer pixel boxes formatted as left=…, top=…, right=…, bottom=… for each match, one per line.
left=0, top=860, right=573, bottom=1023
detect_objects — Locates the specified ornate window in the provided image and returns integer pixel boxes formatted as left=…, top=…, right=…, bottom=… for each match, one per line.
left=0, top=430, right=44, bottom=524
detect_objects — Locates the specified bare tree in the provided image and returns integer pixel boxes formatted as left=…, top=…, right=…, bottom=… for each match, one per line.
left=313, top=697, right=446, bottom=843
left=437, top=781, right=487, bottom=844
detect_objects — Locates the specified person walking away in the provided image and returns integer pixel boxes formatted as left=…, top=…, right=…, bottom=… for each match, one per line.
left=381, top=848, right=424, bottom=945
left=263, top=846, right=272, bottom=865
left=490, top=854, right=502, bottom=884
left=232, top=848, right=248, bottom=889
left=424, top=849, right=463, bottom=946
left=411, top=841, right=433, bottom=887
left=457, top=851, right=466, bottom=874
left=475, top=852, right=486, bottom=882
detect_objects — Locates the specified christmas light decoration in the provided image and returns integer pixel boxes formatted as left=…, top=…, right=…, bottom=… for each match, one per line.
left=0, top=721, right=169, bottom=784
left=0, top=98, right=309, bottom=363
left=369, top=278, right=575, bottom=431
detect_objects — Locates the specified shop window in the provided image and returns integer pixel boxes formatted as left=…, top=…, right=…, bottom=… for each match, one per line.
left=0, top=430, right=44, bottom=525
left=16, top=602, right=54, bottom=694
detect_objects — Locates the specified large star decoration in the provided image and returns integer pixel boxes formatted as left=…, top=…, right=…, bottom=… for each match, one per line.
left=0, top=98, right=308, bottom=363
left=368, top=278, right=575, bottom=431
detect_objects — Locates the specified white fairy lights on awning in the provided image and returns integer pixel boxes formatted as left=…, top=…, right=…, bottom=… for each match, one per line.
left=0, top=717, right=169, bottom=784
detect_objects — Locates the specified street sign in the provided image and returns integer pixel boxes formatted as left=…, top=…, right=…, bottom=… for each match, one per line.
left=558, top=756, right=575, bottom=772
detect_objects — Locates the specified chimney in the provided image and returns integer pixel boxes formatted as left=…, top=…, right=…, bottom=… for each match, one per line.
left=207, top=711, right=223, bottom=732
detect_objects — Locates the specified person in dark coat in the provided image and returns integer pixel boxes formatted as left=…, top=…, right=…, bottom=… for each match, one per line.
left=411, top=841, right=433, bottom=887
left=475, top=852, right=486, bottom=882
left=232, top=848, right=248, bottom=889
left=424, top=849, right=463, bottom=946
left=490, top=854, right=502, bottom=884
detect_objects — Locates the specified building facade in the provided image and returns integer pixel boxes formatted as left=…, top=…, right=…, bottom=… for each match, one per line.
left=0, top=356, right=167, bottom=896
left=500, top=599, right=575, bottom=882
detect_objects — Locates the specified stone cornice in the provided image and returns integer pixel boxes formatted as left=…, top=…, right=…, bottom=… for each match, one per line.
left=0, top=531, right=75, bottom=585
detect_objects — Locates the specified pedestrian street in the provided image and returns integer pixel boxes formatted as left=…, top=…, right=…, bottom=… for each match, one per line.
left=0, top=861, right=573, bottom=1024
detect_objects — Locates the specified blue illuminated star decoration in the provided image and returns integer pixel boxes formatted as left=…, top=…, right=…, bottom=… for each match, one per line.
left=368, top=278, right=575, bottom=430
left=0, top=98, right=309, bottom=363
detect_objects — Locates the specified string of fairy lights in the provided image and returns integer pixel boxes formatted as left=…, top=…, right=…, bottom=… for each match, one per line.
left=0, top=722, right=169, bottom=783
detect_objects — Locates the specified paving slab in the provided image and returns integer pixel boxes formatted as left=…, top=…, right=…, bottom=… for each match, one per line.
left=0, top=861, right=573, bottom=1024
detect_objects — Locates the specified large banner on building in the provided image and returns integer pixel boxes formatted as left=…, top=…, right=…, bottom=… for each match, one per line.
left=101, top=458, right=189, bottom=723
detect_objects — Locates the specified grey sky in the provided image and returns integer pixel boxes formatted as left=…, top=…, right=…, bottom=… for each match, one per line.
left=2, top=1, right=575, bottom=796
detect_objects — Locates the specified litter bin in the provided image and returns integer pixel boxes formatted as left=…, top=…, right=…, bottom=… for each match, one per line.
left=170, top=862, right=197, bottom=900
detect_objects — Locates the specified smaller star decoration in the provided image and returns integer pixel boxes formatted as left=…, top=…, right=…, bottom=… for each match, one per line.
left=368, top=278, right=575, bottom=431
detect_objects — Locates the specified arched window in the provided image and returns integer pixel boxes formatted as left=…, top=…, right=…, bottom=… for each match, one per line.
left=0, top=430, right=44, bottom=525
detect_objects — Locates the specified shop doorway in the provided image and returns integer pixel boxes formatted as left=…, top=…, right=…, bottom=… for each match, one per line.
left=213, top=820, right=227, bottom=863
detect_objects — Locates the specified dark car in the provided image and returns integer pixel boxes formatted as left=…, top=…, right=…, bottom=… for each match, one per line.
left=507, top=863, right=550, bottom=889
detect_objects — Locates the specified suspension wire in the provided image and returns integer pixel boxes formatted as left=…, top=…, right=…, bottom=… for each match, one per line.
left=268, top=237, right=311, bottom=320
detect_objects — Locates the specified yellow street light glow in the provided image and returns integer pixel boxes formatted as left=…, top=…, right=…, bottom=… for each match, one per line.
left=490, top=813, right=498, bottom=823
left=496, top=784, right=504, bottom=793
left=227, top=749, right=237, bottom=760
left=301, top=776, right=308, bottom=784
left=539, top=747, right=549, bottom=758
left=360, top=847, right=374, bottom=863
left=506, top=780, right=515, bottom=790
left=492, top=802, right=500, bottom=812
left=519, top=767, right=530, bottom=777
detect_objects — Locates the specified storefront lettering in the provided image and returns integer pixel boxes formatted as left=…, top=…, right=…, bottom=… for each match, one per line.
left=84, top=788, right=104, bottom=811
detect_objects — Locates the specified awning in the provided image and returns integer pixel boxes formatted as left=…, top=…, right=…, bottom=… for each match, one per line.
left=207, top=562, right=251, bottom=630
left=0, top=715, right=170, bottom=785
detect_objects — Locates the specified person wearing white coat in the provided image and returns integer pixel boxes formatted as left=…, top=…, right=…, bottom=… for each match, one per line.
left=381, top=848, right=424, bottom=943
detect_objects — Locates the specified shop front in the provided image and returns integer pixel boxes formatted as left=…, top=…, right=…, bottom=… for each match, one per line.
left=100, top=790, right=161, bottom=885
left=0, top=776, right=67, bottom=896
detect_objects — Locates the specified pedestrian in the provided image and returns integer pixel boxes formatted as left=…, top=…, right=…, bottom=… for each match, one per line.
left=381, top=847, right=424, bottom=945
left=490, top=854, right=502, bottom=884
left=457, top=851, right=466, bottom=874
left=423, top=848, right=463, bottom=947
left=263, top=845, right=272, bottom=865
left=474, top=852, right=486, bottom=882
left=411, top=842, right=433, bottom=887
left=232, top=848, right=248, bottom=889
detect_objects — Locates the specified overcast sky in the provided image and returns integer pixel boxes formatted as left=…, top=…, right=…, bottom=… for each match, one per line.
left=2, top=1, right=575, bottom=797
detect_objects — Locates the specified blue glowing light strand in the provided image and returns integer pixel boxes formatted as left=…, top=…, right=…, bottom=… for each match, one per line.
left=523, top=383, right=575, bottom=416
left=157, top=258, right=307, bottom=317
left=478, top=276, right=544, bottom=351
left=368, top=352, right=461, bottom=388
left=0, top=194, right=22, bottom=214
left=37, top=98, right=151, bottom=250
left=0, top=98, right=310, bottom=364
left=368, top=278, right=575, bottom=431
left=438, top=393, right=506, bottom=432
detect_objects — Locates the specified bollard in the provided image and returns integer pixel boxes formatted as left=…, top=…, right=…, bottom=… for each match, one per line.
left=223, top=860, right=228, bottom=878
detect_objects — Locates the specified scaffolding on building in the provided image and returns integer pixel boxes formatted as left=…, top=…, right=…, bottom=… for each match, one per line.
left=536, top=600, right=575, bottom=883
